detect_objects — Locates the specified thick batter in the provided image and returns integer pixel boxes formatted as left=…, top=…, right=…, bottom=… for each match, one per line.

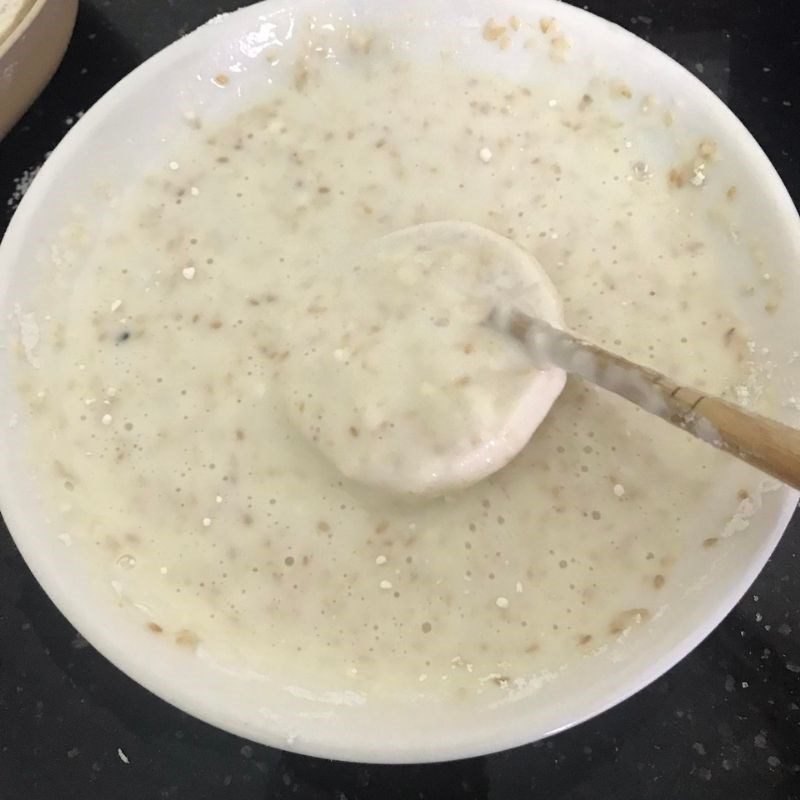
left=12, top=19, right=771, bottom=699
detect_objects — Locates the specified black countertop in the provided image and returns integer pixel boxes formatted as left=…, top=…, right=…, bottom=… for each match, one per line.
left=1, top=2, right=799, bottom=797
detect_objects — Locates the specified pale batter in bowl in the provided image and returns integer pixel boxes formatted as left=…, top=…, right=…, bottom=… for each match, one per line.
left=11, top=18, right=781, bottom=699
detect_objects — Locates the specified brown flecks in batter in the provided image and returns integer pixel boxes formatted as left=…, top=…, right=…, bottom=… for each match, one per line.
left=294, top=65, right=309, bottom=92
left=610, top=80, right=633, bottom=100
left=609, top=608, right=650, bottom=635
left=668, top=168, right=685, bottom=189
left=482, top=19, right=506, bottom=42
left=697, top=138, right=718, bottom=160
left=175, top=629, right=199, bottom=648
left=539, top=17, right=556, bottom=34
left=549, top=35, right=571, bottom=62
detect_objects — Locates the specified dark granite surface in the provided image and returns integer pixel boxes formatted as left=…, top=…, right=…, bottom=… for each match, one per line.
left=1, top=1, right=799, bottom=797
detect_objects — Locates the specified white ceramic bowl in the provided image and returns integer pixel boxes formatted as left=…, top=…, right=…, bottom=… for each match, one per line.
left=0, top=0, right=78, bottom=139
left=1, top=0, right=799, bottom=764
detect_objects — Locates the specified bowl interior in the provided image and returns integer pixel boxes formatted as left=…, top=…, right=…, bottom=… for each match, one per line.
left=1, top=0, right=799, bottom=763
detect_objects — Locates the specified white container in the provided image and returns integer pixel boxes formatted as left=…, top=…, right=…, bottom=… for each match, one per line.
left=0, top=0, right=78, bottom=139
left=1, top=0, right=798, bottom=764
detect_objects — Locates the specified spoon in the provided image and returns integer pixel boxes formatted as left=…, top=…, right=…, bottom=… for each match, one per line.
left=283, top=220, right=800, bottom=495
left=279, top=221, right=567, bottom=495
left=491, top=306, right=800, bottom=491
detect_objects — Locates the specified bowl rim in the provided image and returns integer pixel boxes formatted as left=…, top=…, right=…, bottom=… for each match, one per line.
left=1, top=0, right=799, bottom=764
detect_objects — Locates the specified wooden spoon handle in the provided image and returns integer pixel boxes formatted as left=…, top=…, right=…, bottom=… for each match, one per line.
left=504, top=309, right=800, bottom=491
